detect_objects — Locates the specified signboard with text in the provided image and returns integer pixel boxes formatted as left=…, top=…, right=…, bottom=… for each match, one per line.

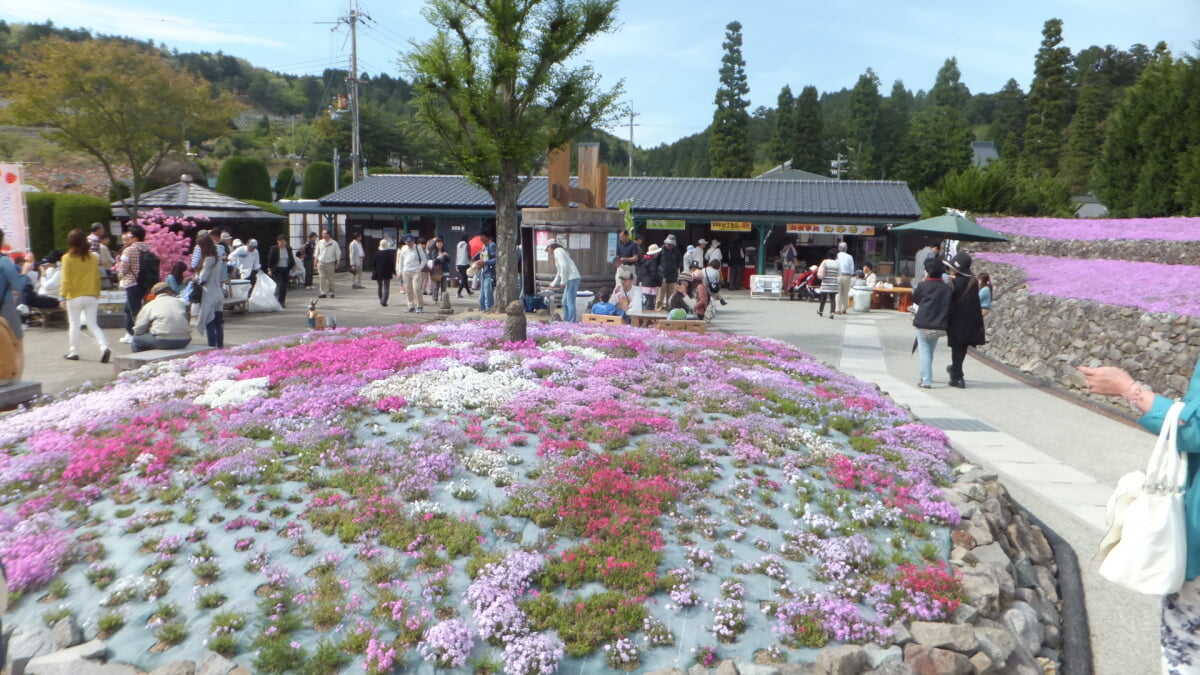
left=787, top=223, right=875, bottom=236
left=710, top=220, right=752, bottom=232
left=0, top=164, right=27, bottom=252
left=646, top=219, right=686, bottom=230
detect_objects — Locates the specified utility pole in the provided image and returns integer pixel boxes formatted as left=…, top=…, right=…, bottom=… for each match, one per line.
left=333, top=2, right=368, bottom=183
left=624, top=107, right=640, bottom=177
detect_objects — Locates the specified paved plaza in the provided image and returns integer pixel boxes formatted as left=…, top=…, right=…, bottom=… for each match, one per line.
left=18, top=275, right=1157, bottom=673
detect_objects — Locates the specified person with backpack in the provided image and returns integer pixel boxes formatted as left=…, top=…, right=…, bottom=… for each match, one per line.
left=116, top=224, right=155, bottom=344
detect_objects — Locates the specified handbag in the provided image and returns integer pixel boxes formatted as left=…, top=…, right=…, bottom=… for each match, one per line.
left=1097, top=400, right=1188, bottom=595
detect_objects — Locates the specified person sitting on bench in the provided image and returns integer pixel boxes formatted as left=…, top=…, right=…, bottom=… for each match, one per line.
left=589, top=287, right=628, bottom=323
left=131, top=282, right=192, bottom=353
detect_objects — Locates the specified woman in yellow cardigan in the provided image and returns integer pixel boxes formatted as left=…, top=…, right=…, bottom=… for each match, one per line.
left=60, top=229, right=111, bottom=363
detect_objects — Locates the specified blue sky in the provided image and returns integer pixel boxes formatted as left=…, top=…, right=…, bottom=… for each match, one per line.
left=2, top=0, right=1197, bottom=147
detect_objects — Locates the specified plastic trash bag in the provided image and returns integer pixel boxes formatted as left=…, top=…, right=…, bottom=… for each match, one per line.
left=249, top=274, right=282, bottom=312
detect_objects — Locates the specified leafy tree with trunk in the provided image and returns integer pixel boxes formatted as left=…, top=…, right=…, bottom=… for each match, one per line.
left=791, top=85, right=825, bottom=174
left=990, top=79, right=1028, bottom=159
left=407, top=0, right=622, bottom=310
left=768, top=85, right=795, bottom=166
left=0, top=38, right=239, bottom=217
left=709, top=21, right=752, bottom=178
left=846, top=69, right=883, bottom=178
left=1023, top=18, right=1074, bottom=174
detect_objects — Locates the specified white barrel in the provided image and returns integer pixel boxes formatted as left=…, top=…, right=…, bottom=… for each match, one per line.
left=850, top=287, right=872, bottom=313
left=575, top=291, right=594, bottom=317
left=230, top=280, right=252, bottom=301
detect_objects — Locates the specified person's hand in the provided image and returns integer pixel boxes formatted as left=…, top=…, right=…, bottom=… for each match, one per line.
left=1079, top=365, right=1135, bottom=398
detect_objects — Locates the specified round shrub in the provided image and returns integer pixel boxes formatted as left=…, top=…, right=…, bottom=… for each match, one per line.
left=300, top=161, right=335, bottom=199
left=215, top=156, right=272, bottom=202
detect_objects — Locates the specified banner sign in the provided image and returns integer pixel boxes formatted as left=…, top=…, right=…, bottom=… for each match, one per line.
left=0, top=164, right=27, bottom=252
left=787, top=223, right=875, bottom=236
left=646, top=219, right=686, bottom=230
left=710, top=220, right=752, bottom=232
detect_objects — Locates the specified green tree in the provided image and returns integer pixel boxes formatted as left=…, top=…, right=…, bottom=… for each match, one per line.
left=407, top=0, right=622, bottom=308
left=990, top=79, right=1028, bottom=159
left=0, top=38, right=240, bottom=216
left=894, top=106, right=972, bottom=191
left=846, top=69, right=883, bottom=178
left=929, top=58, right=971, bottom=110
left=709, top=21, right=752, bottom=178
left=877, top=80, right=912, bottom=178
left=215, top=156, right=272, bottom=202
left=1060, top=81, right=1104, bottom=191
left=1022, top=18, right=1074, bottom=173
left=768, top=85, right=795, bottom=166
left=791, top=85, right=825, bottom=174
left=275, top=167, right=297, bottom=200
left=300, top=161, right=335, bottom=199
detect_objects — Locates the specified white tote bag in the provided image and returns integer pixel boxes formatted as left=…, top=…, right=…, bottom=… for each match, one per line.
left=248, top=274, right=282, bottom=313
left=1098, top=400, right=1188, bottom=595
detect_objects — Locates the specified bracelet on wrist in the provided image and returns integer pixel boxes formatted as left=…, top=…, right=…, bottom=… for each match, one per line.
left=1123, top=381, right=1151, bottom=409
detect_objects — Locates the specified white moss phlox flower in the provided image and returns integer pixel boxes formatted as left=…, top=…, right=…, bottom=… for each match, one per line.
left=194, top=377, right=271, bottom=409
left=360, top=365, right=536, bottom=414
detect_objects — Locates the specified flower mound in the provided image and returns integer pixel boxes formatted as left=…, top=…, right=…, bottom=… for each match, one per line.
left=979, top=216, right=1200, bottom=242
left=0, top=322, right=961, bottom=673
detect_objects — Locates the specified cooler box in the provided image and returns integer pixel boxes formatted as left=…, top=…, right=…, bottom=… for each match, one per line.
left=230, top=280, right=252, bottom=301
left=575, top=291, right=594, bottom=318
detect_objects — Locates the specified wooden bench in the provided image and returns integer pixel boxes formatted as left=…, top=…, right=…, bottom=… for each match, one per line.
left=659, top=320, right=707, bottom=334
left=582, top=313, right=622, bottom=325
left=112, top=344, right=214, bottom=374
left=28, top=307, right=66, bottom=328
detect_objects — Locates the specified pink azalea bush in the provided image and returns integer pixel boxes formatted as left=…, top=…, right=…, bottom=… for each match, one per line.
left=979, top=216, right=1200, bottom=242
left=0, top=322, right=962, bottom=671
left=975, top=252, right=1200, bottom=316
left=136, top=208, right=206, bottom=280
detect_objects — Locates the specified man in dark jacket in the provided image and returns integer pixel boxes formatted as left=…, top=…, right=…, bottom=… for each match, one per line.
left=302, top=233, right=318, bottom=289
left=266, top=235, right=296, bottom=308
left=655, top=234, right=682, bottom=310
left=728, top=239, right=745, bottom=291
left=945, top=251, right=985, bottom=388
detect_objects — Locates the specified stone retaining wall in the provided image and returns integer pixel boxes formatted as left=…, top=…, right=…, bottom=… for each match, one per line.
left=977, top=262, right=1200, bottom=411
left=973, top=237, right=1200, bottom=265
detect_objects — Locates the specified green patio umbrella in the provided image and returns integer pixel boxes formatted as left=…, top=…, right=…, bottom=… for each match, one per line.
left=890, top=213, right=1010, bottom=242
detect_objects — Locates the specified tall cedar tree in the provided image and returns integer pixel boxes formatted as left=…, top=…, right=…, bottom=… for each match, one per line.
left=877, top=80, right=913, bottom=179
left=991, top=79, right=1028, bottom=159
left=1023, top=18, right=1074, bottom=174
left=929, top=58, right=971, bottom=110
left=792, top=86, right=825, bottom=174
left=709, top=21, right=752, bottom=178
left=407, top=0, right=622, bottom=309
left=846, top=70, right=883, bottom=178
left=0, top=39, right=239, bottom=218
left=895, top=106, right=972, bottom=191
left=769, top=86, right=795, bottom=166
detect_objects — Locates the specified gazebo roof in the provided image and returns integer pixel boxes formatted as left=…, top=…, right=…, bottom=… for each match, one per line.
left=111, top=175, right=285, bottom=221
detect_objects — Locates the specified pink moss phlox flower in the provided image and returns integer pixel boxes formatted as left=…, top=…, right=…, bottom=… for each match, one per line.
left=979, top=216, right=1200, bottom=242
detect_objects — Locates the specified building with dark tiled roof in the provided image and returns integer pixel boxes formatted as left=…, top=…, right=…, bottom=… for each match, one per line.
left=112, top=175, right=286, bottom=247
left=281, top=173, right=920, bottom=275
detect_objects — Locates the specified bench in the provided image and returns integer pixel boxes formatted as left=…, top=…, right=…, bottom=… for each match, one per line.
left=582, top=313, right=622, bottom=325
left=659, top=320, right=707, bottom=334
left=112, top=344, right=214, bottom=374
left=0, top=381, right=41, bottom=409
left=28, top=307, right=66, bottom=328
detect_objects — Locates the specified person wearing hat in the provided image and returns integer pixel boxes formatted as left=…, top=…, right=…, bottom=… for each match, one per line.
left=546, top=239, right=582, bottom=322
left=130, top=281, right=192, bottom=353
left=667, top=274, right=697, bottom=319
left=229, top=238, right=261, bottom=287
left=944, top=251, right=985, bottom=388
left=612, top=267, right=643, bottom=315
left=636, top=244, right=663, bottom=312
left=655, top=234, right=682, bottom=311
left=683, top=240, right=705, bottom=273
left=613, top=229, right=640, bottom=288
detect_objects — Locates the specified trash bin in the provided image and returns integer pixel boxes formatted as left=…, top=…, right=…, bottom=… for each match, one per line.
left=850, top=287, right=873, bottom=313
left=230, top=280, right=252, bottom=301
left=575, top=291, right=594, bottom=318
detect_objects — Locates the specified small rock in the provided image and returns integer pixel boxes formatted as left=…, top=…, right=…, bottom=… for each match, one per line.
left=951, top=529, right=974, bottom=549
left=735, top=663, right=781, bottom=675
left=953, top=604, right=981, bottom=625
left=903, top=644, right=972, bottom=675
left=1034, top=566, right=1059, bottom=603
left=90, top=666, right=143, bottom=675
left=196, top=651, right=237, bottom=675
left=1012, top=555, right=1038, bottom=589
left=889, top=621, right=914, bottom=646
left=149, top=662, right=197, bottom=675
left=715, top=661, right=739, bottom=675
left=951, top=546, right=973, bottom=564
left=968, top=652, right=995, bottom=675
left=1001, top=602, right=1044, bottom=658
left=227, top=669, right=251, bottom=675
left=24, top=640, right=110, bottom=675
left=953, top=484, right=986, bottom=502
left=973, top=626, right=1017, bottom=665
left=1043, top=624, right=1062, bottom=650
left=968, top=543, right=1011, bottom=569
left=645, top=670, right=685, bottom=675
left=50, top=617, right=82, bottom=650
left=865, top=665, right=917, bottom=675
left=816, top=645, right=867, bottom=675
left=966, top=523, right=994, bottom=547
left=961, top=569, right=1001, bottom=617
left=864, top=645, right=903, bottom=668
left=690, top=664, right=710, bottom=675
left=909, top=622, right=979, bottom=652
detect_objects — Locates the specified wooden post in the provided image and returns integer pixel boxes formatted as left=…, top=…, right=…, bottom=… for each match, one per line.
left=547, top=144, right=570, bottom=208
left=578, top=143, right=600, bottom=208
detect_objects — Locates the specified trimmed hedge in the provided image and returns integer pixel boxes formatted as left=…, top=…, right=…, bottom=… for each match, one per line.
left=300, top=162, right=335, bottom=199
left=51, top=194, right=110, bottom=253
left=215, top=156, right=272, bottom=202
left=274, top=167, right=297, bottom=200
left=26, top=193, right=57, bottom=256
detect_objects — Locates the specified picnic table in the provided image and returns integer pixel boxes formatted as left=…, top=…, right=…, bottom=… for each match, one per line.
left=872, top=287, right=913, bottom=312
left=627, top=310, right=669, bottom=328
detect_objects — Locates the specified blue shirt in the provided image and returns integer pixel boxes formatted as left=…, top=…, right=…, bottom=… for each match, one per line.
left=979, top=286, right=992, bottom=309
left=478, top=242, right=497, bottom=280
left=1139, top=357, right=1200, bottom=580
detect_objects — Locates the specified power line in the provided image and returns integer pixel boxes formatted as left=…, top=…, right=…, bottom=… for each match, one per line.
left=623, top=106, right=640, bottom=177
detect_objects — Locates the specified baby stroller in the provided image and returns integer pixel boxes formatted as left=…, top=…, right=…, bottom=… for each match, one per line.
left=789, top=266, right=820, bottom=301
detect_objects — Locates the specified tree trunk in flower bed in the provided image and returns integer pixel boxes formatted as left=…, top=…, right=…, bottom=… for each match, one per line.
left=503, top=300, right=527, bottom=342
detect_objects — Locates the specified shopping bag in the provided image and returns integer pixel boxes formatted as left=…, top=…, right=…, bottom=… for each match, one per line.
left=248, top=275, right=282, bottom=313
left=1097, top=400, right=1188, bottom=595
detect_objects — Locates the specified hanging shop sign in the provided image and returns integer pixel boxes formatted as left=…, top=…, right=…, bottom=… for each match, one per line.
left=787, top=223, right=875, bottom=236
left=710, top=221, right=752, bottom=232
left=646, top=219, right=687, bottom=230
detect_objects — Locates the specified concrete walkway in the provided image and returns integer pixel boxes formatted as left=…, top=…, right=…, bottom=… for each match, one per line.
left=15, top=282, right=1159, bottom=673
left=725, top=294, right=1159, bottom=675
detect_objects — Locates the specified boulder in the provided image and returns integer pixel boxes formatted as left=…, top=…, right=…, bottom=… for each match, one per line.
left=1011, top=555, right=1038, bottom=590
left=968, top=543, right=1012, bottom=569
left=715, top=661, right=739, bottom=675
left=972, top=625, right=1017, bottom=666
left=1001, top=602, right=1044, bottom=658
left=733, top=663, right=781, bottom=675
left=967, top=652, right=996, bottom=675
left=816, top=645, right=867, bottom=675
left=7, top=625, right=61, bottom=675
left=864, top=645, right=903, bottom=669
left=909, top=622, right=979, bottom=653
left=50, top=617, right=83, bottom=650
left=645, top=670, right=686, bottom=675
left=24, top=641, right=109, bottom=675
left=690, top=665, right=710, bottom=675
left=196, top=651, right=237, bottom=675
left=149, top=663, right=197, bottom=675
left=865, top=666, right=917, bottom=675
left=952, top=604, right=981, bottom=625
left=903, top=644, right=972, bottom=675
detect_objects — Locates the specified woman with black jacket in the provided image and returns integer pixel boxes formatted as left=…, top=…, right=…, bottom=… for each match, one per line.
left=945, top=252, right=986, bottom=388
left=636, top=245, right=663, bottom=311
left=372, top=240, right=397, bottom=307
left=912, top=258, right=952, bottom=389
